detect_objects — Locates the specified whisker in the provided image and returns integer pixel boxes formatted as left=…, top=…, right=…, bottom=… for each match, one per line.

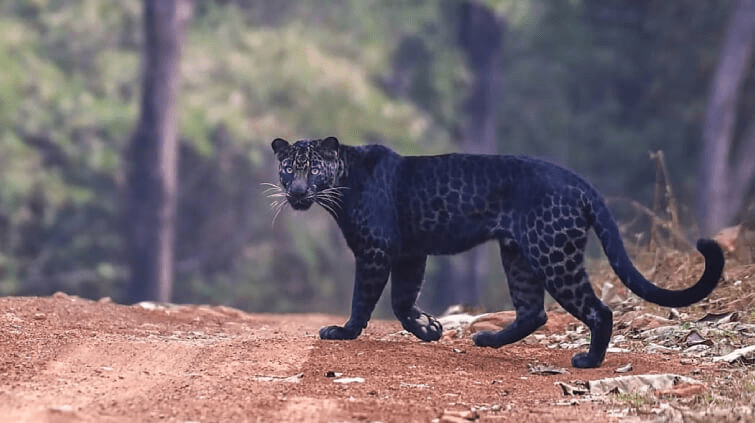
left=316, top=191, right=337, bottom=202
left=317, top=201, right=337, bottom=214
left=263, top=187, right=284, bottom=195
left=264, top=181, right=348, bottom=224
left=317, top=200, right=338, bottom=217
left=318, top=187, right=346, bottom=204
left=264, top=179, right=288, bottom=224
left=321, top=186, right=348, bottom=195
left=318, top=190, right=342, bottom=199
left=316, top=193, right=342, bottom=217
left=330, top=195, right=343, bottom=207
left=261, top=182, right=285, bottom=195
left=317, top=194, right=341, bottom=210
left=324, top=195, right=343, bottom=207
left=271, top=199, right=287, bottom=226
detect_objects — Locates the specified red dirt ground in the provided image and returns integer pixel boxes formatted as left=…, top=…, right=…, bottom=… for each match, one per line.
left=0, top=293, right=710, bottom=423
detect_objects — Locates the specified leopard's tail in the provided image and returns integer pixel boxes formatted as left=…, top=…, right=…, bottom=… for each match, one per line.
left=590, top=197, right=723, bottom=308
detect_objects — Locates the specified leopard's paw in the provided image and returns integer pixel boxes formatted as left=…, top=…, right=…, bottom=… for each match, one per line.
left=402, top=312, right=442, bottom=342
left=570, top=351, right=604, bottom=368
left=472, top=330, right=503, bottom=348
left=319, top=325, right=361, bottom=340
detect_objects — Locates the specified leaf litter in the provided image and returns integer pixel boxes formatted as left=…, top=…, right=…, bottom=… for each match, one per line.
left=429, top=234, right=755, bottom=422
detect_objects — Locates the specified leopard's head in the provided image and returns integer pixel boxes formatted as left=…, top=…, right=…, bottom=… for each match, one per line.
left=270, top=136, right=345, bottom=215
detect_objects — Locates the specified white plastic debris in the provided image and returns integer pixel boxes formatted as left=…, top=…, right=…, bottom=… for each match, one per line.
left=333, top=377, right=365, bottom=384
left=438, top=313, right=477, bottom=332
left=712, top=344, right=755, bottom=364
left=614, top=362, right=633, bottom=373
left=252, top=373, right=303, bottom=383
left=588, top=373, right=702, bottom=395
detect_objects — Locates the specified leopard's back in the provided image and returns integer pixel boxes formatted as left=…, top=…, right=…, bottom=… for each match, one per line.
left=393, top=153, right=597, bottom=256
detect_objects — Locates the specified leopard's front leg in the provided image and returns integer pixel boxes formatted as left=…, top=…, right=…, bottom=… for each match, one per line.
left=390, top=255, right=442, bottom=341
left=319, top=253, right=390, bottom=340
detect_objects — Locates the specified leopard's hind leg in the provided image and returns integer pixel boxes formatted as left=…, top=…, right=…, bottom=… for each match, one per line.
left=537, top=236, right=612, bottom=368
left=473, top=242, right=548, bottom=348
left=547, top=266, right=612, bottom=367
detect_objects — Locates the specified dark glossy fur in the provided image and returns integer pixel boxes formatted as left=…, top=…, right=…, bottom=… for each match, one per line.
left=270, top=137, right=724, bottom=368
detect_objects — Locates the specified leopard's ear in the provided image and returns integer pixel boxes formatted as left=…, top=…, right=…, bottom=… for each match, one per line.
left=271, top=138, right=290, bottom=159
left=321, top=136, right=339, bottom=151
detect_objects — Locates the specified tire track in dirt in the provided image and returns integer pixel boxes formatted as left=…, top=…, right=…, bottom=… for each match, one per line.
left=0, top=296, right=344, bottom=422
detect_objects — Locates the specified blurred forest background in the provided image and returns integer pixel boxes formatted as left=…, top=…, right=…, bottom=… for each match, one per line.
left=1, top=0, right=754, bottom=317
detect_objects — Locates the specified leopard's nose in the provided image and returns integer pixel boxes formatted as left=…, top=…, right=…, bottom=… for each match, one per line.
left=290, top=179, right=307, bottom=196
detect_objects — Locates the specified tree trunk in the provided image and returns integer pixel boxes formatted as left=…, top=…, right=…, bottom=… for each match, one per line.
left=125, top=0, right=191, bottom=303
left=444, top=1, right=505, bottom=306
left=697, top=0, right=755, bottom=236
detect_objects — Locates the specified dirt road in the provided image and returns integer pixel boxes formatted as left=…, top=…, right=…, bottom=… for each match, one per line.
left=1, top=293, right=722, bottom=422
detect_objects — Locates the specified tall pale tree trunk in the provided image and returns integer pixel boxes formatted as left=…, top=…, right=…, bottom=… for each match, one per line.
left=125, top=0, right=191, bottom=303
left=698, top=0, right=755, bottom=236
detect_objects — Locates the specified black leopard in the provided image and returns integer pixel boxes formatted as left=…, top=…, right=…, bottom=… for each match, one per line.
left=269, top=136, right=724, bottom=368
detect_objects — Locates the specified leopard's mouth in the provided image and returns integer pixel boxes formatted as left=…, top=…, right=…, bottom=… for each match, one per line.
left=287, top=194, right=314, bottom=210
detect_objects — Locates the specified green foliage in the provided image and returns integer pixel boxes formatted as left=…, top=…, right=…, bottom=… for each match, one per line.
left=0, top=0, right=744, bottom=313
left=0, top=0, right=140, bottom=298
left=611, top=391, right=657, bottom=409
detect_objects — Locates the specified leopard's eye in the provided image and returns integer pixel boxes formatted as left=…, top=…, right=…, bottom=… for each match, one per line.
left=311, top=168, right=320, bottom=175
left=284, top=167, right=293, bottom=174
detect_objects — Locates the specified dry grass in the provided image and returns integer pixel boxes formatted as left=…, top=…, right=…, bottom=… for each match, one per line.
left=584, top=152, right=755, bottom=418
left=589, top=241, right=755, bottom=418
